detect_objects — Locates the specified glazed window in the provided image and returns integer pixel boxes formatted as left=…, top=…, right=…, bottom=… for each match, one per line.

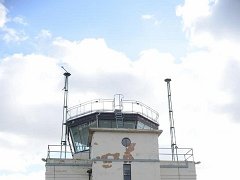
left=123, top=164, right=131, bottom=180
left=69, top=121, right=97, bottom=152
left=124, top=121, right=135, bottom=129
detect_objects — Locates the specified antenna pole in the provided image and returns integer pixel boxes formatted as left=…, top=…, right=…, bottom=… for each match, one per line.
left=60, top=67, right=71, bottom=159
left=165, top=78, right=178, bottom=161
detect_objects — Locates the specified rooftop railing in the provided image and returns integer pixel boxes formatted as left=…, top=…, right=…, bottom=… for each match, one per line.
left=47, top=145, right=73, bottom=159
left=159, top=148, right=194, bottom=162
left=46, top=145, right=193, bottom=163
left=67, top=99, right=159, bottom=124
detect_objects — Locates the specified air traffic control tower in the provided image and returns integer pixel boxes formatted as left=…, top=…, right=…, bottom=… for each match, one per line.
left=44, top=92, right=197, bottom=180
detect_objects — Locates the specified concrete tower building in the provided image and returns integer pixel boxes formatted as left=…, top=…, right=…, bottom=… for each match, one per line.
left=44, top=94, right=197, bottom=180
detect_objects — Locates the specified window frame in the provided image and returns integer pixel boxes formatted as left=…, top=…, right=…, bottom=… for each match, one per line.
left=123, top=164, right=131, bottom=180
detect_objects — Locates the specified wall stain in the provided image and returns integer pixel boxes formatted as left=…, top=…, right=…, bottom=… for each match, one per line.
left=97, top=142, right=136, bottom=168
left=123, top=143, right=136, bottom=160
left=98, top=153, right=120, bottom=168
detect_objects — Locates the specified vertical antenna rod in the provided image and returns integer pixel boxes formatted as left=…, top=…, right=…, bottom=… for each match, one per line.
left=165, top=78, right=178, bottom=161
left=60, top=66, right=71, bottom=159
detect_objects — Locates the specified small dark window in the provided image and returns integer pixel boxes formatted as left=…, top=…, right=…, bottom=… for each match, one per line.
left=122, top=137, right=131, bottom=147
left=123, top=164, right=131, bottom=180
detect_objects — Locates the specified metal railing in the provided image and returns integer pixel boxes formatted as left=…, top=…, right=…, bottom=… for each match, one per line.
left=159, top=148, right=194, bottom=162
left=47, top=145, right=73, bottom=159
left=46, top=145, right=193, bottom=162
left=46, top=144, right=92, bottom=159
left=67, top=99, right=159, bottom=123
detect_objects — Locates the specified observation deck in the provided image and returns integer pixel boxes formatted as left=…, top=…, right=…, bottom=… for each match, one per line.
left=67, top=98, right=159, bottom=124
left=66, top=95, right=160, bottom=153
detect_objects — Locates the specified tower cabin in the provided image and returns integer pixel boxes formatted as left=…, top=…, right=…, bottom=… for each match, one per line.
left=44, top=94, right=196, bottom=180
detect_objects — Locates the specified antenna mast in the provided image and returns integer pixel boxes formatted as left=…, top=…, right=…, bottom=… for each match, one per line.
left=60, top=66, right=71, bottom=159
left=165, top=78, right=178, bottom=161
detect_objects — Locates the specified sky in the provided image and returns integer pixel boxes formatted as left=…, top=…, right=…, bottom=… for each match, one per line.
left=0, top=0, right=240, bottom=179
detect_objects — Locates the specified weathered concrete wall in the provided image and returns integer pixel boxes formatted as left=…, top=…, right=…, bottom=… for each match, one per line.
left=45, top=159, right=91, bottom=180
left=90, top=128, right=162, bottom=180
left=73, top=151, right=90, bottom=160
left=92, top=161, right=161, bottom=180
left=45, top=159, right=196, bottom=180
left=90, top=128, right=162, bottom=161
left=160, top=161, right=197, bottom=180
left=131, top=162, right=161, bottom=179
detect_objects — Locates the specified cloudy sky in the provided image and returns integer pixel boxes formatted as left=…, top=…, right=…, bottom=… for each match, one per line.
left=0, top=0, right=240, bottom=179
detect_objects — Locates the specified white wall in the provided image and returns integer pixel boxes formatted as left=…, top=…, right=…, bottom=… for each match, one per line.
left=45, top=159, right=91, bottom=180
left=90, top=128, right=162, bottom=180
left=160, top=161, right=197, bottom=180
left=90, top=128, right=162, bottom=160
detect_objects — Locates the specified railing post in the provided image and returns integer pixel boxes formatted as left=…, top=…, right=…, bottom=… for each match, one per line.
left=91, top=102, right=92, bottom=112
left=47, top=145, right=50, bottom=159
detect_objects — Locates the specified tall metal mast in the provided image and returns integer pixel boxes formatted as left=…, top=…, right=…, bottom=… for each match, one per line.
left=165, top=78, right=178, bottom=161
left=60, top=66, right=71, bottom=159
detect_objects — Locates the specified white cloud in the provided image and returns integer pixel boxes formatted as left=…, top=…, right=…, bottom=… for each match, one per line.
left=0, top=52, right=63, bottom=178
left=2, top=27, right=28, bottom=42
left=0, top=132, right=27, bottom=147
left=51, top=38, right=132, bottom=75
left=0, top=3, right=29, bottom=43
left=176, top=0, right=240, bottom=46
left=1, top=31, right=240, bottom=180
left=176, top=0, right=215, bottom=45
left=176, top=0, right=216, bottom=30
left=0, top=2, right=8, bottom=27
left=141, top=14, right=161, bottom=26
left=33, top=29, right=54, bottom=54
left=176, top=0, right=240, bottom=126
left=12, top=16, right=28, bottom=26
left=3, top=54, right=60, bottom=105
left=176, top=1, right=240, bottom=179
left=0, top=171, right=45, bottom=180
left=196, top=0, right=240, bottom=40
left=141, top=14, right=154, bottom=20
left=0, top=3, right=28, bottom=28
left=36, top=29, right=52, bottom=40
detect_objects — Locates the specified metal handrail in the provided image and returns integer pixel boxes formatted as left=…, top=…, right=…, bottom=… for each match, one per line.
left=67, top=98, right=159, bottom=123
left=46, top=145, right=193, bottom=162
left=159, top=148, right=194, bottom=162
left=47, top=145, right=73, bottom=159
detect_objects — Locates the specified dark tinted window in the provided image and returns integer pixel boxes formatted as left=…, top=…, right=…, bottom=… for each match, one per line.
left=123, top=164, right=131, bottom=180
